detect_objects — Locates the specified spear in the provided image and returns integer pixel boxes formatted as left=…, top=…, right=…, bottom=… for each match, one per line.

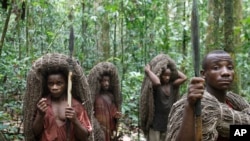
left=191, top=0, right=202, bottom=141
left=66, top=10, right=74, bottom=141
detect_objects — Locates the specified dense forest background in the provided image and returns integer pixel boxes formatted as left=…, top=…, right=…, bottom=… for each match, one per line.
left=0, top=0, right=250, bottom=140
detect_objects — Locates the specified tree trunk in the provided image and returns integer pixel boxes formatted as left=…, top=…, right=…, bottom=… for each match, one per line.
left=224, top=0, right=234, bottom=53
left=25, top=1, right=30, bottom=56
left=94, top=0, right=110, bottom=61
left=233, top=0, right=242, bottom=50
left=101, top=14, right=111, bottom=60
left=81, top=1, right=88, bottom=66
left=162, top=1, right=170, bottom=53
left=205, top=0, right=224, bottom=52
left=224, top=0, right=241, bottom=94
left=0, top=2, right=12, bottom=57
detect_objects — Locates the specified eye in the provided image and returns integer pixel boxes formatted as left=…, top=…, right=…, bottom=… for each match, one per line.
left=227, top=65, right=234, bottom=70
left=58, top=81, right=65, bottom=85
left=48, top=82, right=53, bottom=86
left=212, top=65, right=219, bottom=70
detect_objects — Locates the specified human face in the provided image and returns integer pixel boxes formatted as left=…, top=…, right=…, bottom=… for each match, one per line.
left=202, top=53, right=234, bottom=91
left=160, top=69, right=171, bottom=84
left=47, top=74, right=67, bottom=98
left=100, top=76, right=110, bottom=91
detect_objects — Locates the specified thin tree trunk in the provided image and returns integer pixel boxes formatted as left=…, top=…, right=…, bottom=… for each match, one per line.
left=101, top=14, right=111, bottom=60
left=0, top=2, right=12, bottom=57
left=233, top=0, right=243, bottom=93
left=224, top=0, right=240, bottom=93
left=224, top=0, right=234, bottom=53
left=233, top=0, right=242, bottom=50
left=94, top=1, right=100, bottom=62
left=95, top=0, right=111, bottom=61
left=205, top=0, right=224, bottom=52
left=182, top=1, right=187, bottom=56
left=25, top=1, right=30, bottom=56
left=113, top=3, right=117, bottom=64
left=162, top=1, right=169, bottom=53
left=81, top=1, right=88, bottom=66
left=121, top=1, right=125, bottom=82
left=142, top=1, right=147, bottom=66
left=17, top=19, right=21, bottom=60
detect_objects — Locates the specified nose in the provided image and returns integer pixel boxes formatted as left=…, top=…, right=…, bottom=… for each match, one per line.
left=165, top=76, right=170, bottom=80
left=221, top=67, right=230, bottom=77
left=52, top=84, right=58, bottom=89
left=105, top=82, right=109, bottom=86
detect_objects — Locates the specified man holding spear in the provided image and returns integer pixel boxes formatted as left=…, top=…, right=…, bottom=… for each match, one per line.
left=165, top=0, right=250, bottom=141
left=166, top=50, right=250, bottom=141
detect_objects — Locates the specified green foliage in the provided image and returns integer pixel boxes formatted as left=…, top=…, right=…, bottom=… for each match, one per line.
left=0, top=51, right=31, bottom=99
left=121, top=71, right=143, bottom=126
left=0, top=0, right=250, bottom=140
left=0, top=50, right=30, bottom=140
left=236, top=53, right=250, bottom=101
left=0, top=101, right=23, bottom=140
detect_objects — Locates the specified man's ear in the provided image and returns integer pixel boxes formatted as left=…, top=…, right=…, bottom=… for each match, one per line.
left=200, top=70, right=205, bottom=78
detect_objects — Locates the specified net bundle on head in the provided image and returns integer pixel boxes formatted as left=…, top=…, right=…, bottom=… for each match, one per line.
left=23, top=53, right=93, bottom=141
left=87, top=62, right=121, bottom=110
left=140, top=54, right=179, bottom=135
left=87, top=62, right=121, bottom=140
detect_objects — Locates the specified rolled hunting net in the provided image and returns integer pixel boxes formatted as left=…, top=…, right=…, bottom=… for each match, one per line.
left=140, top=54, right=179, bottom=135
left=87, top=62, right=122, bottom=110
left=87, top=62, right=121, bottom=140
left=23, top=53, right=101, bottom=141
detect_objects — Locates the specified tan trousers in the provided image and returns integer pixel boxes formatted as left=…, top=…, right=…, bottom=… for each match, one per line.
left=147, top=128, right=166, bottom=141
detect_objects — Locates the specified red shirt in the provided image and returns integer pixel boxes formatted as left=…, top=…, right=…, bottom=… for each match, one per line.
left=36, top=97, right=92, bottom=141
left=94, top=94, right=118, bottom=141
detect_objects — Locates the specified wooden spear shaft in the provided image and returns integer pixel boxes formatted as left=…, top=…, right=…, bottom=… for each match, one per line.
left=67, top=71, right=72, bottom=107
left=66, top=18, right=74, bottom=141
left=191, top=0, right=202, bottom=141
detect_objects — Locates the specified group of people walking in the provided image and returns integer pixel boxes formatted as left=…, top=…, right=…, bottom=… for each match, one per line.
left=23, top=50, right=250, bottom=141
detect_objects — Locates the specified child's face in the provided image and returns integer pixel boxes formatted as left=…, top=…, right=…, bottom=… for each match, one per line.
left=100, top=76, right=110, bottom=91
left=47, top=74, right=67, bottom=98
left=161, top=69, right=171, bottom=84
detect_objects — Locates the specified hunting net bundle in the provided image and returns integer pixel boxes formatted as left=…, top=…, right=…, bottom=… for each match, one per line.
left=166, top=91, right=250, bottom=141
left=140, top=54, right=179, bottom=135
left=23, top=53, right=99, bottom=141
left=87, top=62, right=122, bottom=110
left=87, top=62, right=122, bottom=140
